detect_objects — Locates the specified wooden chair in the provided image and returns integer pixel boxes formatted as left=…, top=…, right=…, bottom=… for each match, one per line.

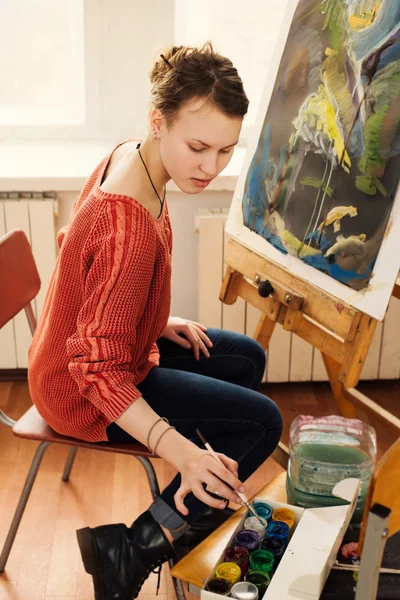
left=0, top=229, right=185, bottom=600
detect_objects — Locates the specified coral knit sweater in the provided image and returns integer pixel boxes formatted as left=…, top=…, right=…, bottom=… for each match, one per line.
left=28, top=140, right=172, bottom=442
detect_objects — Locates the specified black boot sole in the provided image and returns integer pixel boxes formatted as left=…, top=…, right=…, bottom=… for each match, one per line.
left=76, top=527, right=105, bottom=600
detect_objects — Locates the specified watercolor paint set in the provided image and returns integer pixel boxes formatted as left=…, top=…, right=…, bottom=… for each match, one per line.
left=201, top=478, right=359, bottom=600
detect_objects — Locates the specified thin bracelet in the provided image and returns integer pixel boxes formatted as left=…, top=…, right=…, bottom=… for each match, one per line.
left=153, top=426, right=176, bottom=456
left=147, top=417, right=169, bottom=452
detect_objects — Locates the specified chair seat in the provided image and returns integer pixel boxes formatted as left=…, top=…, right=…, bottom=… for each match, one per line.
left=13, top=405, right=153, bottom=457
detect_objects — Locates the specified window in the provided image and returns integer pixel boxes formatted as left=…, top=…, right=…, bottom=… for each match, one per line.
left=0, top=0, right=85, bottom=127
left=0, top=0, right=103, bottom=141
left=175, top=0, right=290, bottom=141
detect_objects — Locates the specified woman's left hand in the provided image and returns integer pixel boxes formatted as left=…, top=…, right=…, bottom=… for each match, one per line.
left=161, top=317, right=213, bottom=360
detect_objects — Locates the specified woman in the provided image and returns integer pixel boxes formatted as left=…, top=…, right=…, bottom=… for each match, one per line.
left=28, top=43, right=282, bottom=600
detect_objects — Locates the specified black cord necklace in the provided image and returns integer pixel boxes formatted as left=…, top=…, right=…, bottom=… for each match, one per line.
left=136, top=142, right=165, bottom=218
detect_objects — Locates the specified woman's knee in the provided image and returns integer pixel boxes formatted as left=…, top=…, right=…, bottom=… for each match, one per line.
left=208, top=329, right=266, bottom=376
left=264, top=397, right=283, bottom=435
left=250, top=393, right=283, bottom=439
left=247, top=338, right=267, bottom=373
left=239, top=336, right=266, bottom=388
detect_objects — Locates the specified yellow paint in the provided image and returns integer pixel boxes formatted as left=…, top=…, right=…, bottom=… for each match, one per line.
left=325, top=48, right=337, bottom=58
left=348, top=1, right=382, bottom=31
left=323, top=50, right=356, bottom=138
left=294, top=84, right=351, bottom=172
left=318, top=205, right=358, bottom=230
left=279, top=230, right=322, bottom=258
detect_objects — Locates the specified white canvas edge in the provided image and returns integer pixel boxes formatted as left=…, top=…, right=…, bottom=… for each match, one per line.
left=226, top=0, right=400, bottom=322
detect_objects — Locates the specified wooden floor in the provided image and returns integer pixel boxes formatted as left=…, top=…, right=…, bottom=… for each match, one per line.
left=0, top=379, right=399, bottom=600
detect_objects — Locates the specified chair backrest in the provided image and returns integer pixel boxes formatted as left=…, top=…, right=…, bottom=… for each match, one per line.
left=0, top=230, right=41, bottom=329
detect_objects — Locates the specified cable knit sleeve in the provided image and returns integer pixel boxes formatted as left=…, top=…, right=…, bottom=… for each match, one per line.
left=66, top=199, right=157, bottom=422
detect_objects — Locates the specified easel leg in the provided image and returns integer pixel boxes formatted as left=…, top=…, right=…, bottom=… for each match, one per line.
left=253, top=312, right=289, bottom=470
left=253, top=312, right=277, bottom=349
left=321, top=353, right=357, bottom=418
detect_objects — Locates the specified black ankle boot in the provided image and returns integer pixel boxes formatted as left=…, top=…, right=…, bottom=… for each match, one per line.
left=76, top=511, right=175, bottom=600
left=173, top=506, right=235, bottom=561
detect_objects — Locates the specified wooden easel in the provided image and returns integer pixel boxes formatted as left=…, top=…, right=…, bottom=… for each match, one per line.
left=220, top=238, right=400, bottom=466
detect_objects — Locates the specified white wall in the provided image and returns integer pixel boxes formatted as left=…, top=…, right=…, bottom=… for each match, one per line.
left=98, top=0, right=175, bottom=142
left=58, top=189, right=234, bottom=321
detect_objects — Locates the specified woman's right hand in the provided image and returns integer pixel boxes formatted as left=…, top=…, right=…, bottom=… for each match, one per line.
left=174, top=447, right=245, bottom=516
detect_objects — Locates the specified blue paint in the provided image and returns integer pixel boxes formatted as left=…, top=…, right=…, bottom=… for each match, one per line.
left=352, top=3, right=400, bottom=62
left=373, top=34, right=400, bottom=70
left=250, top=224, right=376, bottom=286
left=306, top=230, right=332, bottom=252
left=243, top=124, right=272, bottom=220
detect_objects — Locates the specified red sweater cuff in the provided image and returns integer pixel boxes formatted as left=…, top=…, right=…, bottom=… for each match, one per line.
left=93, top=381, right=142, bottom=423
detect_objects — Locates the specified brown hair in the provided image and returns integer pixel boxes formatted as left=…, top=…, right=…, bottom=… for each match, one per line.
left=150, top=42, right=249, bottom=126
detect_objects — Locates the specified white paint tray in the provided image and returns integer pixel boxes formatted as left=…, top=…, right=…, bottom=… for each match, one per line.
left=201, top=478, right=359, bottom=600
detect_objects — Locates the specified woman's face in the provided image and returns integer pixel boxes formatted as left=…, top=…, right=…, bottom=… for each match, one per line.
left=157, top=98, right=243, bottom=193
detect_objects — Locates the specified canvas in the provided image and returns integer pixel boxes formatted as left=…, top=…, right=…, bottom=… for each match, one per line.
left=226, top=0, right=400, bottom=321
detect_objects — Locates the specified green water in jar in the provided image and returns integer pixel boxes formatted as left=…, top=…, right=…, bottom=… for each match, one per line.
left=286, top=443, right=373, bottom=522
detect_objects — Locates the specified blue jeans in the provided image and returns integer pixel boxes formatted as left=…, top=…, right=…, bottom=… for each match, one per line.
left=106, top=329, right=282, bottom=534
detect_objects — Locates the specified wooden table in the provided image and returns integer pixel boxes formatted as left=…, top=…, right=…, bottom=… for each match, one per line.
left=170, top=472, right=287, bottom=588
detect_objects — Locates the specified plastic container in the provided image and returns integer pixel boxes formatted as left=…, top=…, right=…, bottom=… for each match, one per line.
left=244, top=570, right=271, bottom=596
left=249, top=549, right=274, bottom=574
left=286, top=415, right=376, bottom=522
left=225, top=546, right=250, bottom=578
left=252, top=502, right=272, bottom=523
left=243, top=516, right=268, bottom=540
left=265, top=521, right=290, bottom=547
left=259, top=536, right=286, bottom=568
left=271, top=508, right=295, bottom=530
left=231, top=581, right=259, bottom=600
left=235, top=530, right=260, bottom=552
left=205, top=577, right=232, bottom=595
left=215, top=562, right=241, bottom=584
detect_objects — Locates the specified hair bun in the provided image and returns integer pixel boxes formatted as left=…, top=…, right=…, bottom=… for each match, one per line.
left=149, top=42, right=248, bottom=124
left=150, top=46, right=184, bottom=85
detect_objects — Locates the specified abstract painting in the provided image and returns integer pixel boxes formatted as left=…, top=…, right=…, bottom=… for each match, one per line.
left=226, top=0, right=400, bottom=320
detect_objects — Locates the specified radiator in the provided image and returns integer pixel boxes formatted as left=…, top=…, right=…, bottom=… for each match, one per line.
left=0, top=193, right=57, bottom=369
left=197, top=210, right=400, bottom=382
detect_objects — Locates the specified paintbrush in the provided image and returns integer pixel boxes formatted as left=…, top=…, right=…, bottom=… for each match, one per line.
left=196, top=428, right=264, bottom=525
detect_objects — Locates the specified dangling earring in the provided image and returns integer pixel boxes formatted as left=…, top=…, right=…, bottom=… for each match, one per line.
left=153, top=129, right=158, bottom=140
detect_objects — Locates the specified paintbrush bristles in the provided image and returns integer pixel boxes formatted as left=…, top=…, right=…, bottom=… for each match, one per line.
left=246, top=502, right=265, bottom=525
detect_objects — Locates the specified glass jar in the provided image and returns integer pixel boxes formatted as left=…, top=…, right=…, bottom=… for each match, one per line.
left=286, top=415, right=376, bottom=522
